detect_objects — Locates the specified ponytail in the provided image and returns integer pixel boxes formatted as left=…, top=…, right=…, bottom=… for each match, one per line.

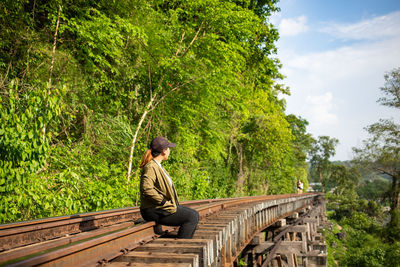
left=140, top=149, right=153, bottom=168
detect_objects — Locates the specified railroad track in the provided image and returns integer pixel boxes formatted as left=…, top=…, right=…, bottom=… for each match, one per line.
left=0, top=193, right=321, bottom=267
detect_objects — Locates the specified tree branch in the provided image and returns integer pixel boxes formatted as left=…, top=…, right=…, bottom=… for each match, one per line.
left=148, top=64, right=152, bottom=100
left=126, top=73, right=165, bottom=180
left=127, top=102, right=152, bottom=181
left=175, top=32, right=185, bottom=56
left=43, top=5, right=61, bottom=144
left=0, top=62, right=12, bottom=89
left=138, top=37, right=158, bottom=63
left=375, top=167, right=396, bottom=178
left=48, top=5, right=61, bottom=90
left=180, top=21, right=204, bottom=58
left=151, top=79, right=194, bottom=111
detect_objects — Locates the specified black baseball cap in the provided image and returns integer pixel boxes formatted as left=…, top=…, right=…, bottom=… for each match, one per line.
left=150, top=136, right=176, bottom=154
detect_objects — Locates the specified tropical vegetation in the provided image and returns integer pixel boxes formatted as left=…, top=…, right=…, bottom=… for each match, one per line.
left=1, top=0, right=312, bottom=223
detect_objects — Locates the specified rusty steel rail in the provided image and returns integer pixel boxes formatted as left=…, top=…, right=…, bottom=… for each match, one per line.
left=0, top=198, right=239, bottom=265
left=0, top=193, right=321, bottom=267
left=0, top=198, right=236, bottom=251
left=0, top=196, right=266, bottom=265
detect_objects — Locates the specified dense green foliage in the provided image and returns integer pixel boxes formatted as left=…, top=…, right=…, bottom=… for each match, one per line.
left=0, top=0, right=313, bottom=223
left=308, top=135, right=339, bottom=188
left=325, top=193, right=400, bottom=267
left=356, top=178, right=391, bottom=204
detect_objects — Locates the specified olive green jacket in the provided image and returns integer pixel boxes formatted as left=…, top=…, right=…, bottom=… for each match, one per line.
left=140, top=160, right=178, bottom=213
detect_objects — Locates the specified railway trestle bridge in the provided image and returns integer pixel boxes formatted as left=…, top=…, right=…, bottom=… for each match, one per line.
left=0, top=193, right=328, bottom=267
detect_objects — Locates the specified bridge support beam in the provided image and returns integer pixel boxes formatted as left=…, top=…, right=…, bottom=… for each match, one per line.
left=241, top=198, right=328, bottom=267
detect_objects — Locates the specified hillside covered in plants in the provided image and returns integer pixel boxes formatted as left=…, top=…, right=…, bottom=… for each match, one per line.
left=0, top=0, right=313, bottom=223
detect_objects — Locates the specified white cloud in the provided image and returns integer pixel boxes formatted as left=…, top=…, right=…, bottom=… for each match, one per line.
left=281, top=36, right=400, bottom=91
left=279, top=16, right=309, bottom=37
left=280, top=36, right=400, bottom=160
left=305, top=92, right=338, bottom=125
left=276, top=9, right=400, bottom=160
left=321, top=11, right=400, bottom=40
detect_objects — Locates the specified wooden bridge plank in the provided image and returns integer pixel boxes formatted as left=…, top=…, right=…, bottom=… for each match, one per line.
left=195, top=225, right=233, bottom=262
left=106, top=262, right=191, bottom=267
left=151, top=238, right=214, bottom=266
left=135, top=243, right=207, bottom=267
left=116, top=251, right=199, bottom=267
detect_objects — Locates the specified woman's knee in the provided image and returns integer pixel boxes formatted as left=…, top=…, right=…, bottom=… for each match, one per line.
left=190, top=209, right=200, bottom=224
left=180, top=206, right=199, bottom=223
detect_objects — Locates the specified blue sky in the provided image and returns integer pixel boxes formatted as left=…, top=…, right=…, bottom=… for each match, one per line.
left=272, top=0, right=400, bottom=160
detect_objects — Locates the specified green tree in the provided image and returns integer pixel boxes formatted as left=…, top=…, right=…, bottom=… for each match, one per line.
left=353, top=67, right=400, bottom=240
left=286, top=114, right=314, bottom=190
left=378, top=67, right=400, bottom=109
left=356, top=179, right=391, bottom=204
left=327, top=165, right=361, bottom=195
left=308, top=135, right=339, bottom=191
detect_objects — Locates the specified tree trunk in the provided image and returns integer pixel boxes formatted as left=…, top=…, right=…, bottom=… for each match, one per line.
left=392, top=175, right=399, bottom=211
left=48, top=5, right=61, bottom=90
left=388, top=174, right=400, bottom=230
left=43, top=5, right=61, bottom=143
left=236, top=144, right=245, bottom=191
left=127, top=99, right=153, bottom=181
left=319, top=168, right=324, bottom=192
left=134, top=84, right=139, bottom=113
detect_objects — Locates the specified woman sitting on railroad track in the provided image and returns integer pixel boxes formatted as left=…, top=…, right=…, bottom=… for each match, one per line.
left=139, top=136, right=199, bottom=239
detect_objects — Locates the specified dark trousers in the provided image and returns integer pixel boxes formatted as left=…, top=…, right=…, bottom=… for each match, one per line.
left=140, top=205, right=199, bottom=239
